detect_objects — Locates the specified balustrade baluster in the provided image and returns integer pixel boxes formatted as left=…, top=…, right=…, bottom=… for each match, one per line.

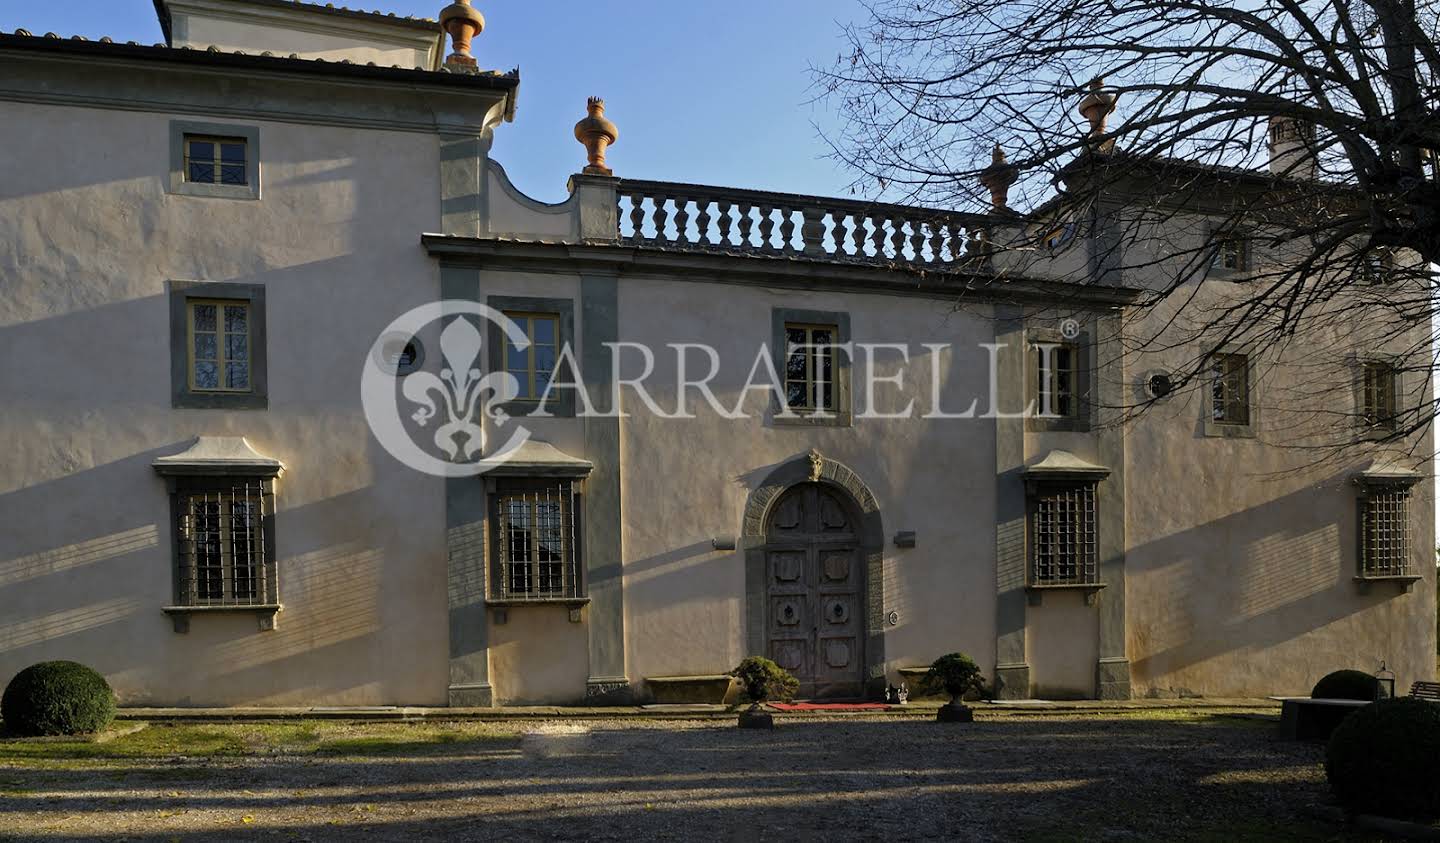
left=628, top=193, right=645, bottom=241
left=849, top=212, right=866, bottom=257
left=800, top=207, right=825, bottom=257
left=673, top=196, right=690, bottom=245
left=758, top=205, right=776, bottom=252
left=653, top=195, right=670, bottom=243
left=737, top=202, right=755, bottom=249
left=869, top=214, right=887, bottom=258
left=928, top=219, right=945, bottom=264
left=890, top=217, right=906, bottom=261
left=716, top=201, right=735, bottom=247
left=778, top=206, right=797, bottom=253
left=694, top=198, right=713, bottom=247
left=908, top=219, right=925, bottom=263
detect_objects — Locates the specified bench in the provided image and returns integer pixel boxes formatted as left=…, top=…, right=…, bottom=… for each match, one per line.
left=644, top=675, right=735, bottom=705
left=1411, top=681, right=1440, bottom=701
left=1272, top=697, right=1371, bottom=741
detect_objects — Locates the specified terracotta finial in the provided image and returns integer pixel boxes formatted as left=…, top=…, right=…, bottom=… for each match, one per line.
left=574, top=97, right=619, bottom=176
left=1077, top=76, right=1117, bottom=150
left=979, top=142, right=1019, bottom=211
left=439, top=0, right=485, bottom=68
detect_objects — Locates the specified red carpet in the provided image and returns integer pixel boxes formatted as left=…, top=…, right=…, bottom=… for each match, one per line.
left=768, top=702, right=892, bottom=711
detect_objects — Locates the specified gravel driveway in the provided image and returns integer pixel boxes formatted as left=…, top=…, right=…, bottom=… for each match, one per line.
left=0, top=713, right=1357, bottom=841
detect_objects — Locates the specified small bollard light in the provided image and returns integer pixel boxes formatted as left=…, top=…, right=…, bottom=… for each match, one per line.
left=1374, top=661, right=1396, bottom=701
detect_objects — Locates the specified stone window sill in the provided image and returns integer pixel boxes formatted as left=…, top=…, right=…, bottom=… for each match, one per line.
left=1027, top=583, right=1106, bottom=606
left=163, top=604, right=281, bottom=633
left=1354, top=575, right=1421, bottom=594
left=487, top=598, right=590, bottom=625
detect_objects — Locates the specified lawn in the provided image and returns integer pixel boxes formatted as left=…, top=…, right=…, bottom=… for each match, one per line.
left=0, top=710, right=1383, bottom=841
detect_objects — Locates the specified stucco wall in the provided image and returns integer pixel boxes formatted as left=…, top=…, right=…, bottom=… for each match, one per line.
left=614, top=281, right=1000, bottom=691
left=0, top=101, right=452, bottom=705
left=169, top=5, right=439, bottom=69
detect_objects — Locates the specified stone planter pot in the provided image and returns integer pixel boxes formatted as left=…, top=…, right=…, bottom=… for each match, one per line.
left=937, top=698, right=974, bottom=723
left=738, top=707, right=774, bottom=729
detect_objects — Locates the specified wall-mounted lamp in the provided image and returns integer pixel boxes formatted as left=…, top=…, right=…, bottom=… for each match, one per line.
left=712, top=536, right=737, bottom=551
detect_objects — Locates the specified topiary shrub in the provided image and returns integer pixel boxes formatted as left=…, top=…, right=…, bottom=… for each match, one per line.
left=923, top=653, right=985, bottom=704
left=1326, top=697, right=1440, bottom=821
left=1311, top=669, right=1379, bottom=701
left=730, top=657, right=799, bottom=705
left=1, top=661, right=116, bottom=737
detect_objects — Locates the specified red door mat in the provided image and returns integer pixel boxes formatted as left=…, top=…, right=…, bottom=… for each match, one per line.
left=769, top=702, right=892, bottom=712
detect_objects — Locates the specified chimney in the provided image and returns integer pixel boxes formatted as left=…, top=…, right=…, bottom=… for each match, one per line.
left=1268, top=116, right=1317, bottom=179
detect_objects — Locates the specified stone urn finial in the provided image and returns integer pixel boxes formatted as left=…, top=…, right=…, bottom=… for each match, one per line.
left=439, top=0, right=485, bottom=68
left=1077, top=77, right=1117, bottom=151
left=574, top=97, right=619, bottom=176
left=979, top=143, right=1019, bottom=211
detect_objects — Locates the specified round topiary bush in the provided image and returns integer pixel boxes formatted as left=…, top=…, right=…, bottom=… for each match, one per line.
left=1326, top=697, right=1440, bottom=821
left=1311, top=669, right=1379, bottom=701
left=923, top=652, right=984, bottom=703
left=729, top=657, right=799, bottom=705
left=1, top=661, right=116, bottom=737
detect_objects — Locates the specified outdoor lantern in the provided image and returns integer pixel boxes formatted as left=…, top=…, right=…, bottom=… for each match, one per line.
left=1374, top=661, right=1396, bottom=701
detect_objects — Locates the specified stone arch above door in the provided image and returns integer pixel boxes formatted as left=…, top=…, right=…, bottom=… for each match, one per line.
left=741, top=451, right=885, bottom=698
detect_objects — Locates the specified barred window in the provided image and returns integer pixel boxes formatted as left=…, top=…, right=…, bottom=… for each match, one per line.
left=1031, top=483, right=1098, bottom=586
left=494, top=480, right=581, bottom=600
left=1034, top=343, right=1077, bottom=418
left=1361, top=487, right=1412, bottom=578
left=1212, top=235, right=1248, bottom=271
left=1209, top=353, right=1250, bottom=425
left=176, top=481, right=277, bottom=607
left=1361, top=362, right=1397, bottom=430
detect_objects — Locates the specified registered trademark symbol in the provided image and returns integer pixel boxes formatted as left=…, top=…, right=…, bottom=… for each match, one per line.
left=1060, top=318, right=1081, bottom=339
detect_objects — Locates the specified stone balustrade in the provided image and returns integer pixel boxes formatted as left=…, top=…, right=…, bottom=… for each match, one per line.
left=616, top=180, right=996, bottom=267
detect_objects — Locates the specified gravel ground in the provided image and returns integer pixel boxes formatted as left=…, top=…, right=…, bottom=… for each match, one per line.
left=0, top=713, right=1366, bottom=841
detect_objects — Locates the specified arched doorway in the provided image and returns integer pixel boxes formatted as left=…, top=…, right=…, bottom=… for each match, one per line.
left=762, top=482, right=866, bottom=699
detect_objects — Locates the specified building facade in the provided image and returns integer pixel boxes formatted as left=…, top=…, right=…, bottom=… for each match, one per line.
left=0, top=0, right=1433, bottom=707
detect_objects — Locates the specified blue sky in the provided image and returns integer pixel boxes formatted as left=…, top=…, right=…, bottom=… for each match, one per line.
left=0, top=0, right=870, bottom=203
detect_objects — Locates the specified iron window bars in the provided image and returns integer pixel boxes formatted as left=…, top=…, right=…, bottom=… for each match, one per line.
left=184, top=136, right=249, bottom=186
left=1360, top=485, right=1412, bottom=578
left=176, top=480, right=277, bottom=607
left=1030, top=482, right=1099, bottom=586
left=495, top=480, right=581, bottom=600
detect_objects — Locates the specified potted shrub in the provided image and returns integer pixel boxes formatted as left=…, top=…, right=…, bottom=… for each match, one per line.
left=923, top=653, right=984, bottom=723
left=1, top=660, right=116, bottom=737
left=729, top=656, right=799, bottom=729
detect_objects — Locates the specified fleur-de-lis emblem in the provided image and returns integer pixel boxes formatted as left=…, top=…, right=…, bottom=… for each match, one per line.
left=400, top=318, right=519, bottom=462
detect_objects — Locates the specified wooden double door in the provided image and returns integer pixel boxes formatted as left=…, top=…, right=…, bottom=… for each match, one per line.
left=764, top=483, right=865, bottom=699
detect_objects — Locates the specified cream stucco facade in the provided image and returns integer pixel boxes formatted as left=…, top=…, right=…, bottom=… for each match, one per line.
left=0, top=1, right=1433, bottom=708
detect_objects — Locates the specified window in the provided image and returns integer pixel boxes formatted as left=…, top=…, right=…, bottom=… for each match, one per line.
left=1360, top=487, right=1412, bottom=578
left=1212, top=235, right=1249, bottom=272
left=188, top=300, right=251, bottom=392
left=184, top=136, right=248, bottom=186
left=1030, top=483, right=1098, bottom=586
left=1209, top=353, right=1250, bottom=425
left=168, top=120, right=261, bottom=200
left=177, top=482, right=275, bottom=606
left=503, top=312, right=560, bottom=401
left=784, top=323, right=838, bottom=414
left=1034, top=343, right=1078, bottom=418
left=169, top=282, right=267, bottom=409
left=1361, top=362, right=1398, bottom=429
left=1363, top=249, right=1395, bottom=285
left=493, top=480, right=582, bottom=601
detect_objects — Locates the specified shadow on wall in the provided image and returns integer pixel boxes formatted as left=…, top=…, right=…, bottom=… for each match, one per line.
left=1126, top=468, right=1418, bottom=694
left=0, top=440, right=445, bottom=706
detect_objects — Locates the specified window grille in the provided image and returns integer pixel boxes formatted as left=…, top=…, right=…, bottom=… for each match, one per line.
left=1209, top=353, right=1250, bottom=425
left=496, top=480, right=581, bottom=600
left=1212, top=236, right=1248, bottom=271
left=784, top=323, right=838, bottom=414
left=1035, top=343, right=1077, bottom=418
left=1031, top=483, right=1098, bottom=586
left=1361, top=362, right=1397, bottom=429
left=177, top=481, right=276, bottom=606
left=1361, top=487, right=1411, bottom=578
left=184, top=135, right=248, bottom=186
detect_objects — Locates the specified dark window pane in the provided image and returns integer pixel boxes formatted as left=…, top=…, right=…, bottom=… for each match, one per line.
left=220, top=165, right=247, bottom=186
left=224, top=305, right=248, bottom=334
left=194, top=333, right=217, bottom=361
left=187, top=140, right=215, bottom=162
left=812, top=329, right=833, bottom=346
left=225, top=333, right=248, bottom=362
left=532, top=318, right=556, bottom=345
left=192, top=304, right=216, bottom=332
left=820, top=381, right=834, bottom=410
left=786, top=382, right=807, bottom=408
left=506, top=343, right=527, bottom=371
left=534, top=346, right=557, bottom=377
left=188, top=162, right=215, bottom=183
left=508, top=369, right=531, bottom=399
left=220, top=142, right=246, bottom=163
left=226, top=362, right=249, bottom=390
left=786, top=352, right=807, bottom=379
left=193, top=361, right=219, bottom=389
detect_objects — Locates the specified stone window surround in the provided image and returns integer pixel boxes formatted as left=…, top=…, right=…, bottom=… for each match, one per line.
left=168, top=120, right=262, bottom=201
left=1021, top=452, right=1111, bottom=606
left=484, top=475, right=589, bottom=614
left=1026, top=324, right=1093, bottom=433
left=1352, top=467, right=1422, bottom=593
left=1200, top=345, right=1258, bottom=439
left=485, top=295, right=577, bottom=419
left=169, top=281, right=268, bottom=410
left=770, top=308, right=853, bottom=427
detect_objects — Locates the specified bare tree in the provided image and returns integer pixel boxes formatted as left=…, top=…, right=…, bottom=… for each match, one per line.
left=816, top=0, right=1439, bottom=463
